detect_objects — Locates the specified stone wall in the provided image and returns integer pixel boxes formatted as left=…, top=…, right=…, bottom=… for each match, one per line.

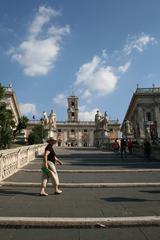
left=133, top=144, right=160, bottom=161
left=0, top=144, right=46, bottom=181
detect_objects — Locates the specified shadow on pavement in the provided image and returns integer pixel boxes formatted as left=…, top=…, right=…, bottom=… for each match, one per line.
left=0, top=189, right=39, bottom=196
left=140, top=190, right=160, bottom=194
left=101, top=197, right=156, bottom=202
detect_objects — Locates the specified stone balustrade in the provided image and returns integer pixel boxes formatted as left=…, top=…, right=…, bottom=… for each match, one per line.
left=0, top=144, right=46, bottom=181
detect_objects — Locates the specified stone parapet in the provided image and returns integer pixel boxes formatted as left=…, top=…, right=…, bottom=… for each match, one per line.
left=0, top=144, right=46, bottom=181
left=133, top=144, right=160, bottom=161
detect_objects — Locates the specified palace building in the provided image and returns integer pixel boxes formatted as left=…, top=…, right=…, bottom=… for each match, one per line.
left=54, top=95, right=120, bottom=147
left=56, top=95, right=95, bottom=147
left=121, top=86, right=160, bottom=142
left=3, top=85, right=21, bottom=125
left=2, top=85, right=121, bottom=147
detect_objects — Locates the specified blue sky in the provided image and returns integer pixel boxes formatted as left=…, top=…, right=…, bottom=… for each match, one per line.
left=0, top=0, right=160, bottom=122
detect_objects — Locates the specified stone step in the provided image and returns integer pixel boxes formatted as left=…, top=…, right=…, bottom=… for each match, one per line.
left=1, top=182, right=160, bottom=188
left=29, top=161, right=160, bottom=166
left=0, top=216, right=159, bottom=228
left=20, top=168, right=160, bottom=173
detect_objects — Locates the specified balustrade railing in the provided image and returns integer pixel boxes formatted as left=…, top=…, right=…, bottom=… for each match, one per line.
left=0, top=144, right=46, bottom=181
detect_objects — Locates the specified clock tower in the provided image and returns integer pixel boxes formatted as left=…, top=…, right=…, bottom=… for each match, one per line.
left=67, top=95, right=78, bottom=122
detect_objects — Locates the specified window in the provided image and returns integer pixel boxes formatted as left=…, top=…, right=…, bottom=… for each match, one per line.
left=146, top=112, right=152, bottom=121
left=71, top=101, right=75, bottom=106
left=58, top=129, right=61, bottom=132
left=71, top=129, right=75, bottom=132
left=72, top=112, right=75, bottom=117
left=84, top=129, right=87, bottom=132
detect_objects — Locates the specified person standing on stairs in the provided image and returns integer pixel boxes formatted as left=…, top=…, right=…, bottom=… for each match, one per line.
left=40, top=137, right=63, bottom=196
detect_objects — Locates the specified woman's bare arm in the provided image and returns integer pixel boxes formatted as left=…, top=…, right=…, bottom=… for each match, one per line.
left=55, top=156, right=63, bottom=165
left=44, top=150, right=50, bottom=168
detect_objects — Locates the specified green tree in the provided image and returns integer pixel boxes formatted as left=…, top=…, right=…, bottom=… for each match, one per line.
left=28, top=124, right=47, bottom=145
left=0, top=83, right=15, bottom=149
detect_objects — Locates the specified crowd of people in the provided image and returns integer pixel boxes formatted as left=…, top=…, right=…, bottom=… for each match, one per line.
left=111, top=138, right=152, bottom=160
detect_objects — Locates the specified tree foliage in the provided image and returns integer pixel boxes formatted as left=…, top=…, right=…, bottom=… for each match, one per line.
left=28, top=124, right=47, bottom=145
left=13, top=115, right=29, bottom=137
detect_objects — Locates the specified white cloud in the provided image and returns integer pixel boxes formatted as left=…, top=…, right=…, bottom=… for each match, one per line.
left=48, top=25, right=70, bottom=37
left=75, top=33, right=156, bottom=99
left=29, top=6, right=59, bottom=37
left=53, top=93, right=67, bottom=106
left=19, top=103, right=37, bottom=116
left=81, top=89, right=92, bottom=99
left=9, top=5, right=70, bottom=76
left=75, top=54, right=118, bottom=96
left=118, top=61, right=131, bottom=73
left=78, top=108, right=98, bottom=121
left=124, top=33, right=156, bottom=55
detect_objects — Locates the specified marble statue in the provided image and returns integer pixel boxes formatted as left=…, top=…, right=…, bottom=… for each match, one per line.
left=95, top=110, right=100, bottom=124
left=95, top=111, right=109, bottom=130
left=124, top=119, right=133, bottom=134
left=49, top=110, right=56, bottom=129
left=42, top=111, right=49, bottom=126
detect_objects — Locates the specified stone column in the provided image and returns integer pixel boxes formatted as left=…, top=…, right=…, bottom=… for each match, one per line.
left=89, top=130, right=94, bottom=147
left=63, top=130, right=67, bottom=147
left=155, top=105, right=160, bottom=138
left=78, top=130, right=82, bottom=147
left=137, top=105, right=145, bottom=139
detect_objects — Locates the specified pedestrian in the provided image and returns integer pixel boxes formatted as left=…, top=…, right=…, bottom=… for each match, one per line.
left=112, top=139, right=120, bottom=152
left=40, top=137, right=63, bottom=196
left=120, top=138, right=127, bottom=159
left=143, top=139, right=152, bottom=161
left=128, top=139, right=133, bottom=154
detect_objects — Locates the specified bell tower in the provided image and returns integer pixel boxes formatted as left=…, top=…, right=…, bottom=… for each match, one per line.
left=67, top=95, right=78, bottom=122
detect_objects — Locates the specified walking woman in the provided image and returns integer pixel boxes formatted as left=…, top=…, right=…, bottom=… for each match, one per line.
left=40, top=137, right=63, bottom=196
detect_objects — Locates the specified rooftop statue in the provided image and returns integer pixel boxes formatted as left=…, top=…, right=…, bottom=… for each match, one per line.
left=42, top=111, right=49, bottom=126
left=103, top=111, right=109, bottom=129
left=49, top=110, right=56, bottom=129
left=95, top=110, right=100, bottom=125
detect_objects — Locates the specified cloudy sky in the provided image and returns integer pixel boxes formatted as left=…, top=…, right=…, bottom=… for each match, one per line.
left=0, top=0, right=160, bottom=122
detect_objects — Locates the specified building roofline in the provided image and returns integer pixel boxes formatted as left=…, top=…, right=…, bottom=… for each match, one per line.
left=122, top=86, right=160, bottom=127
left=4, top=87, right=21, bottom=119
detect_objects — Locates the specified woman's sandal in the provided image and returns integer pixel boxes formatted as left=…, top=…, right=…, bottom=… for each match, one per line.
left=40, top=192, right=48, bottom=196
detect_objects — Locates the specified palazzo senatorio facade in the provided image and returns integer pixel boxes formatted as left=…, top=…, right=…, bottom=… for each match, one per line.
left=55, top=95, right=120, bottom=147
left=28, top=94, right=120, bottom=147
left=56, top=95, right=95, bottom=147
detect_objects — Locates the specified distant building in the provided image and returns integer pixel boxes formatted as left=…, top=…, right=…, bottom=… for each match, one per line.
left=3, top=85, right=120, bottom=146
left=43, top=95, right=120, bottom=147
left=27, top=94, right=120, bottom=147
left=3, top=85, right=21, bottom=125
left=56, top=95, right=95, bottom=147
left=121, top=86, right=160, bottom=141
